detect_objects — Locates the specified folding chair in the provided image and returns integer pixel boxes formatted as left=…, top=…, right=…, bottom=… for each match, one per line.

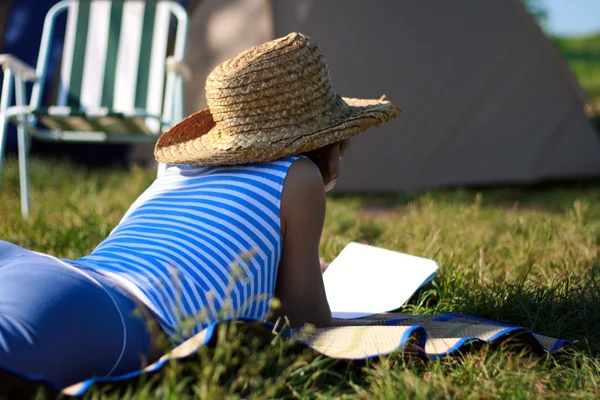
left=0, top=0, right=189, bottom=218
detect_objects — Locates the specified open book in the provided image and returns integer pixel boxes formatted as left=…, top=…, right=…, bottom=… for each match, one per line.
left=322, top=242, right=439, bottom=319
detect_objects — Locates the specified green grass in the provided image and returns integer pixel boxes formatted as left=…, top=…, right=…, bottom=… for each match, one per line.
left=552, top=34, right=600, bottom=103
left=2, top=156, right=600, bottom=399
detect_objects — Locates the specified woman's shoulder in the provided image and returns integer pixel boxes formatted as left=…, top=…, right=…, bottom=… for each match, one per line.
left=280, top=156, right=326, bottom=234
left=284, top=156, right=323, bottom=187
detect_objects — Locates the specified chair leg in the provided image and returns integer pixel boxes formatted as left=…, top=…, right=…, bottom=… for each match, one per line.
left=14, top=76, right=29, bottom=218
left=0, top=70, right=14, bottom=185
left=16, top=123, right=30, bottom=218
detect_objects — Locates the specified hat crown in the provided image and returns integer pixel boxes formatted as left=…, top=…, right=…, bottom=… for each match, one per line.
left=209, top=32, right=317, bottom=80
left=204, top=32, right=348, bottom=135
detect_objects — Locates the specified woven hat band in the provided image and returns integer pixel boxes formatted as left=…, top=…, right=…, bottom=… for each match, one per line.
left=219, top=95, right=352, bottom=146
left=210, top=90, right=339, bottom=132
left=208, top=69, right=333, bottom=117
left=208, top=76, right=333, bottom=117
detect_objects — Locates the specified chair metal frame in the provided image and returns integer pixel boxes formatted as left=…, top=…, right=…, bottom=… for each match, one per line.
left=0, top=0, right=189, bottom=217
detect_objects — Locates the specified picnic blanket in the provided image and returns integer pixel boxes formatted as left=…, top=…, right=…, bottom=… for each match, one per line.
left=56, top=312, right=568, bottom=397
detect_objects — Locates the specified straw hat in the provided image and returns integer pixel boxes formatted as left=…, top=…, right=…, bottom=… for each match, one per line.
left=154, top=32, right=402, bottom=166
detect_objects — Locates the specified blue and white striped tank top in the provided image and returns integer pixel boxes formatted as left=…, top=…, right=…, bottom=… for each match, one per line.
left=65, top=155, right=301, bottom=341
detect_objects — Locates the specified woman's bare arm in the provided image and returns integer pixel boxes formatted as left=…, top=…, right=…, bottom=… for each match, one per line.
left=271, top=158, right=332, bottom=328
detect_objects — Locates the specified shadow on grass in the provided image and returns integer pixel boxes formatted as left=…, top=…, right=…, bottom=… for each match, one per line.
left=332, top=178, right=600, bottom=216
left=406, top=276, right=600, bottom=357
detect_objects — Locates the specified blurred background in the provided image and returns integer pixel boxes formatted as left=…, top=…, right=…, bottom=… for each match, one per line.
left=0, top=0, right=599, bottom=194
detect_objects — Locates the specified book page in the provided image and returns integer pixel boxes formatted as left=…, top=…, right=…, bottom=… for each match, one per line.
left=323, top=242, right=439, bottom=319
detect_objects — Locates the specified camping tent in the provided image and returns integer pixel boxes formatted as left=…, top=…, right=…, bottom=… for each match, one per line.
left=184, top=0, right=600, bottom=192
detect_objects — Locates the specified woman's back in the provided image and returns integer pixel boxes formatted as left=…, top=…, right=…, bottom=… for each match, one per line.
left=66, top=156, right=301, bottom=339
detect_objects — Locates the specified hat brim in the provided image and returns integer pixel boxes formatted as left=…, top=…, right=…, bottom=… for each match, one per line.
left=154, top=97, right=401, bottom=166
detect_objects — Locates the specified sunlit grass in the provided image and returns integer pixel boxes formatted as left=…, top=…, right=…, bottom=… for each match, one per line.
left=2, top=156, right=600, bottom=399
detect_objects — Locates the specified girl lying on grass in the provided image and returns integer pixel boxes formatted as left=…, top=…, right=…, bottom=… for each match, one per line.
left=0, top=32, right=400, bottom=390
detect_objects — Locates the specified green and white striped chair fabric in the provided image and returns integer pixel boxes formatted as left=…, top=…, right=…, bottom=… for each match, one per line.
left=10, top=0, right=174, bottom=135
left=6, top=106, right=157, bottom=135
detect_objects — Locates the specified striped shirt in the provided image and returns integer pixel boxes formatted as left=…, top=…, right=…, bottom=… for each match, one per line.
left=64, top=156, right=301, bottom=342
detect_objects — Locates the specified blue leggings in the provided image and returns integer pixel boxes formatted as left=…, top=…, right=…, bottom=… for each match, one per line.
left=0, top=241, right=153, bottom=390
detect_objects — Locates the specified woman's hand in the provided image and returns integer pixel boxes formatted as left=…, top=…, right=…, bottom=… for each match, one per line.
left=319, top=258, right=329, bottom=273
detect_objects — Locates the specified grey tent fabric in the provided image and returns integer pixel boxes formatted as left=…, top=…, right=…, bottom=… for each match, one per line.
left=182, top=0, right=600, bottom=192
